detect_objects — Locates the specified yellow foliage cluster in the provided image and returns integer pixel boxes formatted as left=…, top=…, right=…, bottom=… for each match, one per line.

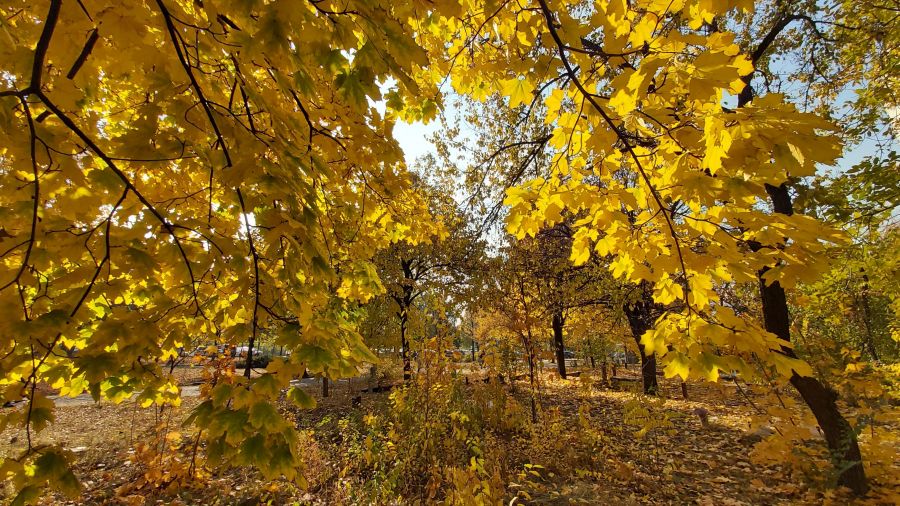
left=0, top=0, right=886, bottom=501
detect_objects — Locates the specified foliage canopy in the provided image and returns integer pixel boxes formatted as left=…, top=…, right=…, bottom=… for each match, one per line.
left=0, top=0, right=897, bottom=502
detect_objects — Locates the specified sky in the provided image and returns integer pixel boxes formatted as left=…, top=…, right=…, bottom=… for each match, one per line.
left=394, top=119, right=441, bottom=166
left=393, top=99, right=888, bottom=179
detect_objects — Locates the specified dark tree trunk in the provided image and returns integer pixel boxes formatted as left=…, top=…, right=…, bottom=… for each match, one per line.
left=755, top=183, right=867, bottom=495
left=243, top=339, right=255, bottom=379
left=471, top=339, right=477, bottom=362
left=397, top=259, right=415, bottom=382
left=400, top=311, right=411, bottom=381
left=637, top=347, right=658, bottom=395
left=734, top=27, right=868, bottom=490
left=322, top=376, right=329, bottom=398
left=601, top=361, right=608, bottom=383
left=681, top=382, right=688, bottom=400
left=858, top=269, right=880, bottom=362
left=552, top=311, right=567, bottom=379
left=525, top=335, right=538, bottom=423
left=624, top=283, right=659, bottom=395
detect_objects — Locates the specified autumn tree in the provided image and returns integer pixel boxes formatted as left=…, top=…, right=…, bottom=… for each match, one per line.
left=796, top=152, right=900, bottom=363
left=0, top=0, right=439, bottom=499
left=477, top=248, right=550, bottom=422
left=375, top=181, right=483, bottom=380
left=1, top=0, right=894, bottom=500
left=411, top=0, right=870, bottom=492
left=564, top=302, right=628, bottom=382
left=508, top=223, right=613, bottom=380
left=729, top=0, right=899, bottom=365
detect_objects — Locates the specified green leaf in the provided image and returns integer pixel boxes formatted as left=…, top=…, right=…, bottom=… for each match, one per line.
left=238, top=434, right=268, bottom=466
left=250, top=373, right=281, bottom=398
left=248, top=401, right=280, bottom=429
left=287, top=387, right=316, bottom=409
left=294, top=345, right=336, bottom=374
left=10, top=484, right=42, bottom=506
left=218, top=409, right=249, bottom=446
left=34, top=449, right=80, bottom=497
left=74, top=352, right=119, bottom=384
left=29, top=393, right=55, bottom=433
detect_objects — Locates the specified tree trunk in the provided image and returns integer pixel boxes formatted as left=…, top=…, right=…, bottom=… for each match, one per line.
left=601, top=361, right=608, bottom=383
left=552, top=311, right=567, bottom=379
left=624, top=284, right=659, bottom=395
left=637, top=347, right=658, bottom=395
left=396, top=259, right=416, bottom=382
left=858, top=269, right=880, bottom=362
left=734, top=29, right=868, bottom=490
left=322, top=376, right=329, bottom=398
left=519, top=330, right=538, bottom=423
left=400, top=311, right=411, bottom=381
left=243, top=339, right=255, bottom=379
left=755, top=182, right=867, bottom=495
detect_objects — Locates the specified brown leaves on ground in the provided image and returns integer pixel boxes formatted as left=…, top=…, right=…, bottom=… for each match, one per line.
left=1, top=367, right=897, bottom=505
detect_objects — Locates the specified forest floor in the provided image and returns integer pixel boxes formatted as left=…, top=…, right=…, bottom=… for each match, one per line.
left=1, top=364, right=898, bottom=505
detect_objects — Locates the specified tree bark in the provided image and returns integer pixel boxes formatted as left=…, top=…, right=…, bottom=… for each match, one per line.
left=636, top=345, right=658, bottom=395
left=322, top=376, right=329, bottom=398
left=756, top=183, right=867, bottom=495
left=624, top=283, right=659, bottom=395
left=397, top=260, right=416, bottom=381
left=400, top=310, right=411, bottom=381
left=522, top=332, right=538, bottom=423
left=552, top=311, right=567, bottom=379
left=732, top=17, right=868, bottom=491
left=243, top=339, right=255, bottom=379
left=858, top=269, right=880, bottom=362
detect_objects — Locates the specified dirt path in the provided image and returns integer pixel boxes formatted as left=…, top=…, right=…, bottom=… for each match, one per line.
left=45, top=377, right=323, bottom=407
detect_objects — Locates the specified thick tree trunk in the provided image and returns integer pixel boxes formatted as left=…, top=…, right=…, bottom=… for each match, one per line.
left=396, top=259, right=416, bottom=382
left=322, top=376, right=329, bottom=398
left=624, top=284, right=659, bottom=395
left=637, top=346, right=658, bottom=395
left=734, top=30, right=868, bottom=490
left=552, top=311, right=567, bottom=379
left=756, top=183, right=867, bottom=495
left=527, top=351, right=537, bottom=422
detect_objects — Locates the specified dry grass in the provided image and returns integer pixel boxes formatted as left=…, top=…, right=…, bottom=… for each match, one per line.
left=1, top=365, right=897, bottom=505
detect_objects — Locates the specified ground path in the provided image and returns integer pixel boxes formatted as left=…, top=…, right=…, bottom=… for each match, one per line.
left=47, top=377, right=324, bottom=407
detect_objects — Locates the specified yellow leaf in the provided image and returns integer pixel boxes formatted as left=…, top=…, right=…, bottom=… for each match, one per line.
left=501, top=77, right=535, bottom=108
